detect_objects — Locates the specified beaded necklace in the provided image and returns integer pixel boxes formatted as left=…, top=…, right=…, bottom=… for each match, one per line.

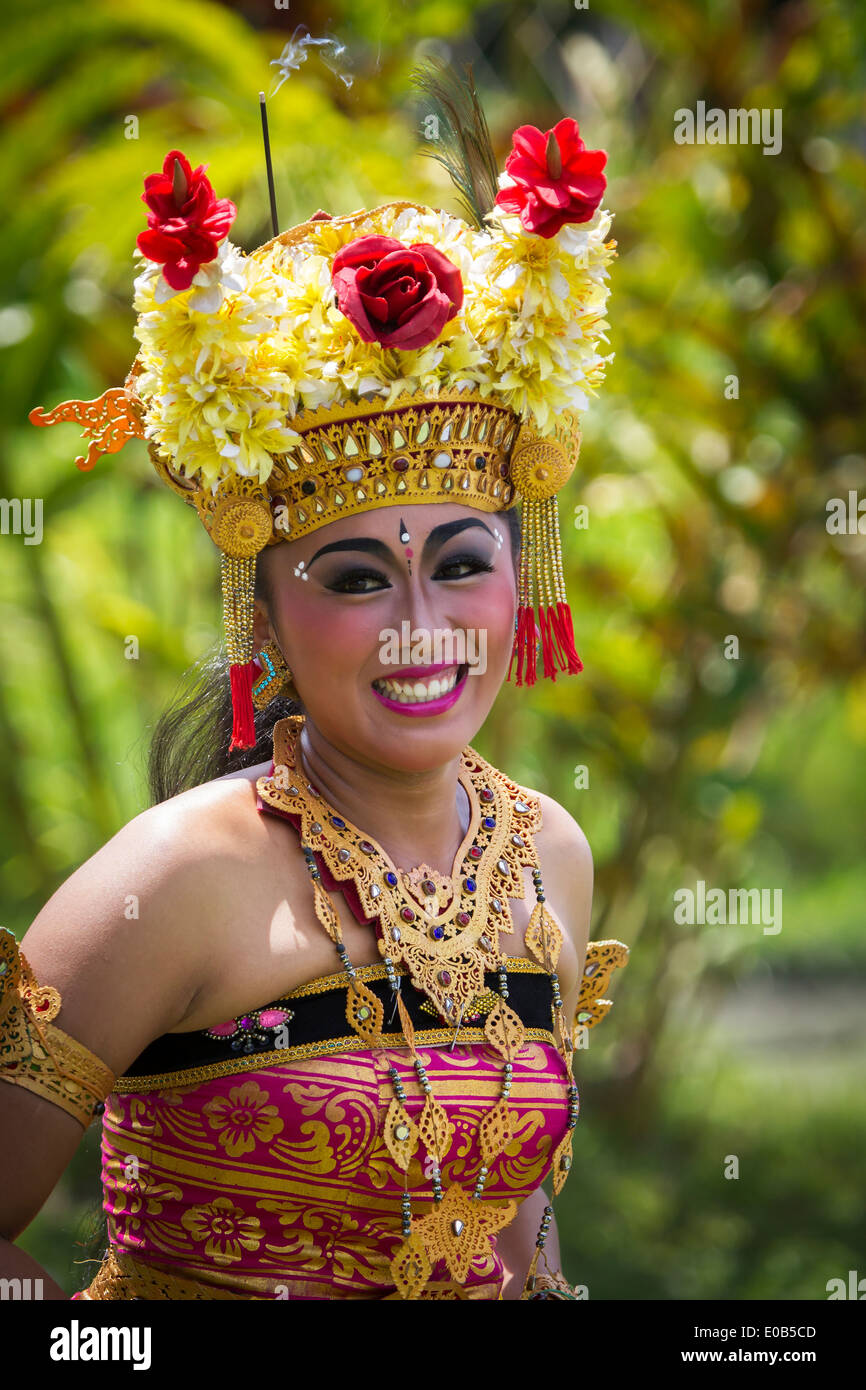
left=256, top=715, right=580, bottom=1298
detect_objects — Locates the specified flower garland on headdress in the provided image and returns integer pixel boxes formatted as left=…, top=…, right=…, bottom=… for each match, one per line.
left=130, top=131, right=613, bottom=497
left=31, top=95, right=616, bottom=750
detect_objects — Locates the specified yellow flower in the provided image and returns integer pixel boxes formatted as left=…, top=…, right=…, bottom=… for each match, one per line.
left=202, top=1079, right=284, bottom=1157
left=132, top=199, right=617, bottom=486
left=181, top=1197, right=264, bottom=1266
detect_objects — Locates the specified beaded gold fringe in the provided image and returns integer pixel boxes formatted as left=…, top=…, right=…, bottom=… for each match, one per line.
left=509, top=495, right=583, bottom=686
left=220, top=552, right=258, bottom=750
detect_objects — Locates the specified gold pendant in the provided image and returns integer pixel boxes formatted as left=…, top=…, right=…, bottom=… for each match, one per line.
left=483, top=996, right=526, bottom=1061
left=478, top=1097, right=515, bottom=1165
left=520, top=1246, right=542, bottom=1299
left=256, top=714, right=544, bottom=1024
left=550, top=1129, right=574, bottom=1195
left=389, top=1230, right=432, bottom=1299
left=525, top=901, right=562, bottom=970
left=400, top=942, right=485, bottom=1024
left=383, top=1099, right=420, bottom=1171
left=345, top=980, right=383, bottom=1046
left=418, top=1094, right=455, bottom=1164
left=312, top=880, right=341, bottom=943
left=396, top=992, right=416, bottom=1051
left=414, top=1185, right=516, bottom=1283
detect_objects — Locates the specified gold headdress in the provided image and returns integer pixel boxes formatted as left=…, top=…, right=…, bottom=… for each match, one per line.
left=30, top=68, right=616, bottom=750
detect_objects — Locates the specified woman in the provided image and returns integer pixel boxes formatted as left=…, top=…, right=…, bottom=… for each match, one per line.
left=1, top=69, right=627, bottom=1299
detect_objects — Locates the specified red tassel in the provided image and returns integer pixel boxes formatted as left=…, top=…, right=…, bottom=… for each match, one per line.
left=543, top=602, right=571, bottom=673
left=508, top=605, right=538, bottom=686
left=228, top=659, right=258, bottom=751
left=507, top=607, right=524, bottom=685
left=552, top=601, right=583, bottom=674
left=524, top=607, right=539, bottom=686
left=539, top=603, right=558, bottom=678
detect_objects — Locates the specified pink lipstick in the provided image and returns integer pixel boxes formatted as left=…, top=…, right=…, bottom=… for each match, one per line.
left=371, top=663, right=470, bottom=717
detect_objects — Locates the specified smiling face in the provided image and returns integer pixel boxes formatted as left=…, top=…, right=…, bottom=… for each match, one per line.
left=253, top=503, right=518, bottom=772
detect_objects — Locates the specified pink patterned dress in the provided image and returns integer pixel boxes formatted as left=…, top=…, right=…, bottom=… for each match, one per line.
left=73, top=777, right=574, bottom=1300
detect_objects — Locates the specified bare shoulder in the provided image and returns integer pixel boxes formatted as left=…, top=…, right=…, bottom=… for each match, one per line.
left=18, top=764, right=272, bottom=1076
left=534, top=790, right=592, bottom=915
left=516, top=785, right=593, bottom=898
left=215, top=759, right=272, bottom=785
left=531, top=789, right=593, bottom=875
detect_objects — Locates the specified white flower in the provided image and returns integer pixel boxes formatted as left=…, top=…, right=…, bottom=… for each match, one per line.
left=154, top=276, right=178, bottom=305
left=131, top=193, right=616, bottom=490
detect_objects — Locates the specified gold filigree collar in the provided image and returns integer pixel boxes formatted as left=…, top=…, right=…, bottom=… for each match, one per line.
left=256, top=715, right=544, bottom=1021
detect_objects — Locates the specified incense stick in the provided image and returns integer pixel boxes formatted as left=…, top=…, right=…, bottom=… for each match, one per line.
left=259, top=91, right=279, bottom=237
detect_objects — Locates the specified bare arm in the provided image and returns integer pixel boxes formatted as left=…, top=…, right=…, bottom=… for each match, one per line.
left=0, top=786, right=231, bottom=1292
left=536, top=791, right=594, bottom=1022
left=0, top=1234, right=68, bottom=1300
left=498, top=1184, right=562, bottom=1300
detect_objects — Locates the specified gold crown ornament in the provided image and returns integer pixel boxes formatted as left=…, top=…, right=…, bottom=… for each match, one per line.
left=30, top=68, right=616, bottom=752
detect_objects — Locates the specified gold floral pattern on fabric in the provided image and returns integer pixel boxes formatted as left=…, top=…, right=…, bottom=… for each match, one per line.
left=202, top=1079, right=284, bottom=1158
left=73, top=1244, right=502, bottom=1301
left=80, top=889, right=627, bottom=1297
left=181, top=1197, right=265, bottom=1266
left=82, top=1042, right=570, bottom=1299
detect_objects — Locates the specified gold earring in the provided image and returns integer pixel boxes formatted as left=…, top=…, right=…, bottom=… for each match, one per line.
left=252, top=638, right=297, bottom=709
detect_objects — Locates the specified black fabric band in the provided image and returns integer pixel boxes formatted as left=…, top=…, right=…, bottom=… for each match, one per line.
left=122, top=968, right=555, bottom=1080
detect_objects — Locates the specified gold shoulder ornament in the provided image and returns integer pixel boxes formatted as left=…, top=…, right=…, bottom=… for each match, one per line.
left=575, top=940, right=631, bottom=1036
left=0, top=927, right=116, bottom=1129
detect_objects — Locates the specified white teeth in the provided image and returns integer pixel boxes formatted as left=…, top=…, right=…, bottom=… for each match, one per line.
left=374, top=667, right=460, bottom=703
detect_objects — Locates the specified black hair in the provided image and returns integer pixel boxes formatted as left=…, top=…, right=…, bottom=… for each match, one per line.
left=146, top=505, right=522, bottom=805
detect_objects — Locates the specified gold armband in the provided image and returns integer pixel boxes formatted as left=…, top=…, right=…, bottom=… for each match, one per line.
left=573, top=938, right=630, bottom=1039
left=522, top=1263, right=581, bottom=1300
left=0, top=926, right=116, bottom=1128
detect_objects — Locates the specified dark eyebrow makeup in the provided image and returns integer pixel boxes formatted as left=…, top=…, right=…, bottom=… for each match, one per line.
left=305, top=517, right=496, bottom=570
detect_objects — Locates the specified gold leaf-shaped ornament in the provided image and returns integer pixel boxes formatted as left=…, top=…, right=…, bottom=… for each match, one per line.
left=345, top=979, right=383, bottom=1046
left=383, top=1098, right=419, bottom=1172
left=417, top=1094, right=455, bottom=1165
left=524, top=902, right=562, bottom=970
left=478, top=1097, right=515, bottom=1166
left=389, top=1230, right=432, bottom=1300
left=483, top=996, right=526, bottom=1061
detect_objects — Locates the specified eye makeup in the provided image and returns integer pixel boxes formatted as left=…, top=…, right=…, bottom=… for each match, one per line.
left=322, top=549, right=496, bottom=594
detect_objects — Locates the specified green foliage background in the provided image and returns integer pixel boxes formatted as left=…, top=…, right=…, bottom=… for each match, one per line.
left=1, top=0, right=864, bottom=1298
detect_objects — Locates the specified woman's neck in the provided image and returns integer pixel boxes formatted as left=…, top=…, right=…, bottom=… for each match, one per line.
left=297, top=721, right=471, bottom=876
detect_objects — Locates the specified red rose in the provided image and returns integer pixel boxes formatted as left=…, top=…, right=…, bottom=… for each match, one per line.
left=331, top=235, right=463, bottom=350
left=136, top=149, right=236, bottom=291
left=494, top=117, right=607, bottom=239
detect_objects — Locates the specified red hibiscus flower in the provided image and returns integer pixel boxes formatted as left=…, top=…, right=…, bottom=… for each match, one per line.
left=331, top=235, right=463, bottom=350
left=137, top=149, right=236, bottom=291
left=494, top=117, right=607, bottom=239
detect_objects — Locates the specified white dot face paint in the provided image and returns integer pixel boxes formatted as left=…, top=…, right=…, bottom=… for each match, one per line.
left=493, top=527, right=504, bottom=549
left=400, top=517, right=412, bottom=575
left=293, top=559, right=308, bottom=581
